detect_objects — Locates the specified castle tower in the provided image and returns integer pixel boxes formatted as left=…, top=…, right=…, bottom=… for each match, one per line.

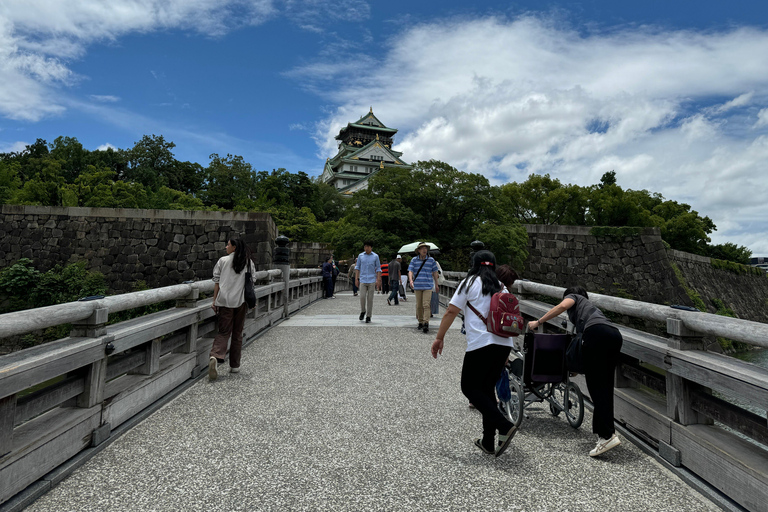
left=320, top=108, right=412, bottom=194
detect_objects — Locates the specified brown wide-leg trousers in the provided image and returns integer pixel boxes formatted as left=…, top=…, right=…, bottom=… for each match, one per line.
left=210, top=303, right=248, bottom=368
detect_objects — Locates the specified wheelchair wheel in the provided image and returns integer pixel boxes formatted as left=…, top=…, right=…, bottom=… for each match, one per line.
left=564, top=381, right=584, bottom=428
left=499, top=377, right=525, bottom=427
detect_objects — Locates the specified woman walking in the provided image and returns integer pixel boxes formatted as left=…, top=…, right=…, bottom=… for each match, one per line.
left=209, top=238, right=256, bottom=380
left=527, top=286, right=624, bottom=457
left=430, top=250, right=518, bottom=457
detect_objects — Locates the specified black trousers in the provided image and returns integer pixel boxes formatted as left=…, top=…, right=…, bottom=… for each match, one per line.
left=582, top=324, right=623, bottom=439
left=461, top=343, right=513, bottom=447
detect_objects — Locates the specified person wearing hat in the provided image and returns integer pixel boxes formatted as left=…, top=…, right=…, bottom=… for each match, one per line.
left=408, top=242, right=439, bottom=333
left=386, top=254, right=401, bottom=305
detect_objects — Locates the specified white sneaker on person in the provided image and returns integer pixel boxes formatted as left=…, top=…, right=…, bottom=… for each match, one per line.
left=230, top=367, right=240, bottom=374
left=208, top=357, right=218, bottom=380
left=589, top=434, right=621, bottom=457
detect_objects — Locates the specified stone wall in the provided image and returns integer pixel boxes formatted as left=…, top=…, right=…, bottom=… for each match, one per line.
left=522, top=224, right=768, bottom=323
left=523, top=224, right=690, bottom=307
left=291, top=242, right=331, bottom=269
left=669, top=250, right=768, bottom=323
left=0, top=205, right=277, bottom=293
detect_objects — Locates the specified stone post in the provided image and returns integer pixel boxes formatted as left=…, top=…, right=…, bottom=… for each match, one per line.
left=274, top=235, right=291, bottom=318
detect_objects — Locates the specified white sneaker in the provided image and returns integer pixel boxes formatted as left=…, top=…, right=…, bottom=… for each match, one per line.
left=589, top=434, right=620, bottom=457
left=230, top=367, right=240, bottom=374
left=208, top=357, right=218, bottom=380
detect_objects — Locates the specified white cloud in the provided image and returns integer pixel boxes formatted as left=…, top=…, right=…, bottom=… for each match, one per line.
left=0, top=0, right=277, bottom=121
left=715, top=91, right=754, bottom=113
left=302, top=15, right=768, bottom=254
left=756, top=108, right=768, bottom=128
left=95, top=142, right=117, bottom=151
left=89, top=94, right=120, bottom=103
left=0, top=140, right=28, bottom=153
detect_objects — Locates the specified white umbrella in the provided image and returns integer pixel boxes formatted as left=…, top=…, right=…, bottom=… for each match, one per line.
left=397, top=241, right=440, bottom=253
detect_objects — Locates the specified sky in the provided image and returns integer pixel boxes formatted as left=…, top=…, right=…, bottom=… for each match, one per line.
left=1, top=0, right=768, bottom=255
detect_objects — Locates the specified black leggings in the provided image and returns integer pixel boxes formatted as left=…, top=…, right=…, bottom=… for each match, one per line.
left=582, top=324, right=623, bottom=439
left=461, top=344, right=513, bottom=447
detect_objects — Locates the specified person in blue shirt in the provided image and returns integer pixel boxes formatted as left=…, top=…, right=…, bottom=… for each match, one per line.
left=354, top=240, right=381, bottom=323
left=408, top=242, right=439, bottom=333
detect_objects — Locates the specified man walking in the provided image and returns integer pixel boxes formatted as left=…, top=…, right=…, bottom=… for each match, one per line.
left=387, top=254, right=401, bottom=306
left=355, top=240, right=381, bottom=323
left=408, top=242, right=439, bottom=333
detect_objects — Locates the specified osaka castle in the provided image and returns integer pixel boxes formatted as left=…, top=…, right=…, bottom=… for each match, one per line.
left=320, top=108, right=412, bottom=194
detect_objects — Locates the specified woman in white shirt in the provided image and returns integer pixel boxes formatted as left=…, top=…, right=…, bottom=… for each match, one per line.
left=209, top=239, right=255, bottom=380
left=431, top=250, right=518, bottom=457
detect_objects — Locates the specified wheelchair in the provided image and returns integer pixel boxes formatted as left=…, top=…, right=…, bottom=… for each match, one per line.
left=497, top=331, right=585, bottom=429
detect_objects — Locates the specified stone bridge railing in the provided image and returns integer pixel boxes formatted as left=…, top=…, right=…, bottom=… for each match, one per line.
left=0, top=268, right=346, bottom=508
left=440, top=272, right=768, bottom=512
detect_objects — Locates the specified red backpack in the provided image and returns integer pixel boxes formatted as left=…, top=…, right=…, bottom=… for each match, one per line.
left=467, top=292, right=525, bottom=338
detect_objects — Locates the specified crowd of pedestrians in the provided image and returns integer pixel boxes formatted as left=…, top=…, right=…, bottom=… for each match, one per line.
left=208, top=237, right=623, bottom=460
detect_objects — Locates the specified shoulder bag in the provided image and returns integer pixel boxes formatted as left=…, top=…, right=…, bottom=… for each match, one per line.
left=244, top=263, right=256, bottom=309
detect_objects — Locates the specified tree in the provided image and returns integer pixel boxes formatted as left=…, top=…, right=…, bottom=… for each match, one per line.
left=499, top=174, right=586, bottom=225
left=125, top=134, right=177, bottom=189
left=49, top=136, right=86, bottom=183
left=472, top=221, right=529, bottom=270
left=0, top=160, right=21, bottom=204
left=200, top=153, right=256, bottom=209
left=11, top=159, right=65, bottom=206
left=707, top=243, right=752, bottom=265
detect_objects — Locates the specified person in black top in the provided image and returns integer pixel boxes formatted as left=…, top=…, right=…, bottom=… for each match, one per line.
left=528, top=285, right=623, bottom=457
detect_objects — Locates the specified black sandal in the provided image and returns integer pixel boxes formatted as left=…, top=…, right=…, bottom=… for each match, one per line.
left=474, top=438, right=494, bottom=455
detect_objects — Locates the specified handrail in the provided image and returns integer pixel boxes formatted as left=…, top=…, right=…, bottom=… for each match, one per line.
left=439, top=273, right=768, bottom=349
left=0, top=268, right=318, bottom=340
left=513, top=280, right=768, bottom=349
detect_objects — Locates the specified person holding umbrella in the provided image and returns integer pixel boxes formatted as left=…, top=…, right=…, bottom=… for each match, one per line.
left=408, top=242, right=439, bottom=333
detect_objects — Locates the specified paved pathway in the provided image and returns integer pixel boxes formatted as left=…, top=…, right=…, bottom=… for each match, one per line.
left=25, top=292, right=720, bottom=512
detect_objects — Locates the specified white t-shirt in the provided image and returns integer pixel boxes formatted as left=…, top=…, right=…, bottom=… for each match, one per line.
left=449, top=277, right=514, bottom=352
left=212, top=253, right=255, bottom=308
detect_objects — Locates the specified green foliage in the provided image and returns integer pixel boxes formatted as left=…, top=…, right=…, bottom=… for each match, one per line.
left=498, top=171, right=729, bottom=261
left=709, top=298, right=748, bottom=352
left=707, top=243, right=752, bottom=266
left=472, top=222, right=529, bottom=270
left=0, top=259, right=106, bottom=314
left=710, top=258, right=765, bottom=276
left=669, top=262, right=706, bottom=311
left=201, top=153, right=256, bottom=210
left=499, top=174, right=586, bottom=225
left=0, top=160, right=22, bottom=204
left=327, top=160, right=528, bottom=269
left=0, top=258, right=40, bottom=312
left=0, top=133, right=751, bottom=270
left=611, top=283, right=634, bottom=300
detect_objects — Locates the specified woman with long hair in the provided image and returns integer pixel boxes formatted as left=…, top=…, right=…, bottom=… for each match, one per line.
left=528, top=286, right=624, bottom=457
left=431, top=250, right=518, bottom=457
left=209, top=238, right=255, bottom=380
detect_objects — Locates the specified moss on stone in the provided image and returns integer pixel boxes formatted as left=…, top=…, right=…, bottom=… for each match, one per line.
left=670, top=262, right=706, bottom=311
left=711, top=258, right=766, bottom=276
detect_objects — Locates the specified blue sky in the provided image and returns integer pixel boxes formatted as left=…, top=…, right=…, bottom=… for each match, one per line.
left=2, top=1, right=768, bottom=254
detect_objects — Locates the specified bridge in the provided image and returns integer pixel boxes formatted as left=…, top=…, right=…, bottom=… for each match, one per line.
left=1, top=269, right=767, bottom=511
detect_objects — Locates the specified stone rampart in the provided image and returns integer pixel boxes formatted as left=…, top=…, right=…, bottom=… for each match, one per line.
left=668, top=249, right=768, bottom=323
left=0, top=205, right=276, bottom=293
left=523, top=224, right=768, bottom=323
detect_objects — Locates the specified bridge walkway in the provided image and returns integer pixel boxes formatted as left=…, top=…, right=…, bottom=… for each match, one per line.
left=23, top=291, right=720, bottom=512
